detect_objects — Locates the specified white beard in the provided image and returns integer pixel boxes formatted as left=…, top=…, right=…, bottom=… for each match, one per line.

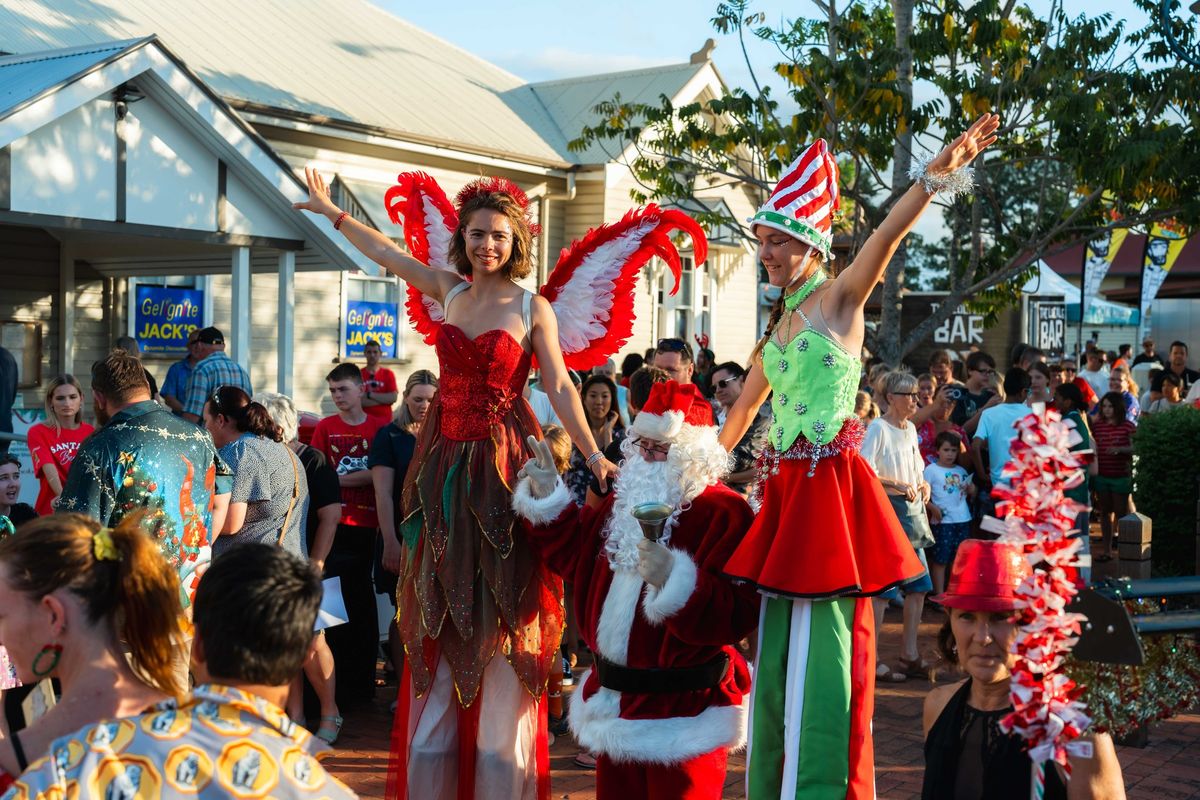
left=602, top=425, right=730, bottom=572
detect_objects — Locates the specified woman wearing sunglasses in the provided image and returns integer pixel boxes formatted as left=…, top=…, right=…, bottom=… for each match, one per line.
left=717, top=114, right=1000, bottom=796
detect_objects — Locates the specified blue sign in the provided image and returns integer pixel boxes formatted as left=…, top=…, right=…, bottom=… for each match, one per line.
left=345, top=300, right=398, bottom=358
left=135, top=285, right=204, bottom=353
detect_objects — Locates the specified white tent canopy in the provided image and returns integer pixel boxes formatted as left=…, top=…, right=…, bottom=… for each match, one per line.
left=1021, top=260, right=1138, bottom=326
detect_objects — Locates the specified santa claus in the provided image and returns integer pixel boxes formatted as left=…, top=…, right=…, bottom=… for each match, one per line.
left=512, top=380, right=759, bottom=799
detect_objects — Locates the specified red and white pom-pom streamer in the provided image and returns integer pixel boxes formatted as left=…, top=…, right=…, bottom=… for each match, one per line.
left=980, top=404, right=1092, bottom=791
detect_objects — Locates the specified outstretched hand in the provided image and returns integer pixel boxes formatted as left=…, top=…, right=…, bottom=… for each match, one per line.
left=292, top=167, right=340, bottom=219
left=518, top=435, right=561, bottom=499
left=928, top=113, right=1001, bottom=175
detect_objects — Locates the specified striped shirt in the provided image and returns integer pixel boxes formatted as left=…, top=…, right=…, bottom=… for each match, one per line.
left=1091, top=418, right=1135, bottom=477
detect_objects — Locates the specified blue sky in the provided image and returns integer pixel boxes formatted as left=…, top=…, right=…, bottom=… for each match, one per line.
left=384, top=0, right=1144, bottom=87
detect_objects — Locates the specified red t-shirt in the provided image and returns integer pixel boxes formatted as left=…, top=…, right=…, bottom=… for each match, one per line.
left=1072, top=376, right=1098, bottom=407
left=310, top=413, right=388, bottom=527
left=361, top=366, right=399, bottom=420
left=27, top=421, right=94, bottom=515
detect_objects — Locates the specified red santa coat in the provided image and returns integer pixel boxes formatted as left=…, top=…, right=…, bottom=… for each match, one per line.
left=512, top=478, right=760, bottom=765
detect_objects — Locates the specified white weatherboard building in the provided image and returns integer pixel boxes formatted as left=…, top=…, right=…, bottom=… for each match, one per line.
left=0, top=1, right=762, bottom=418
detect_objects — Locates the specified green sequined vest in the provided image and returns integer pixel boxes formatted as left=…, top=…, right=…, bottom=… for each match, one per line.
left=761, top=328, right=860, bottom=452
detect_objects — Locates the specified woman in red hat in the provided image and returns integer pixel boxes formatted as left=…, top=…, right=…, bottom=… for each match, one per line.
left=922, top=539, right=1125, bottom=799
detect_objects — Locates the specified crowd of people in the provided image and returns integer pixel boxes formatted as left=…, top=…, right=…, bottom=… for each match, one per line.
left=0, top=109, right=1188, bottom=800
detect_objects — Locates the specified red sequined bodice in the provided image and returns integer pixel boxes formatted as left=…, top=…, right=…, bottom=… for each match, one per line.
left=436, top=324, right=534, bottom=441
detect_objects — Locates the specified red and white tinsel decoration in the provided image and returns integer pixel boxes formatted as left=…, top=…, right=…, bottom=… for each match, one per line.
left=981, top=404, right=1092, bottom=787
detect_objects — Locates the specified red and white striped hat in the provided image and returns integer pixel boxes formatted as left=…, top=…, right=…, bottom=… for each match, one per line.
left=751, top=139, right=840, bottom=258
left=629, top=380, right=714, bottom=442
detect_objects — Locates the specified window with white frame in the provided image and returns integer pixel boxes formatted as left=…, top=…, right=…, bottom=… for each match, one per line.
left=656, top=255, right=710, bottom=344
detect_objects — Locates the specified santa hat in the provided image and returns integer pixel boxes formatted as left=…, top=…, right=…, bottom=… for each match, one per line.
left=629, top=381, right=714, bottom=442
left=750, top=139, right=840, bottom=259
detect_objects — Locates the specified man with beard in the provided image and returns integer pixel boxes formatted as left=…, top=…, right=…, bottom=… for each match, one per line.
left=59, top=348, right=232, bottom=598
left=512, top=380, right=759, bottom=798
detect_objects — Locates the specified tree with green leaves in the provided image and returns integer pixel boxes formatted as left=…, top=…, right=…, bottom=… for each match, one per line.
left=570, top=0, right=1200, bottom=363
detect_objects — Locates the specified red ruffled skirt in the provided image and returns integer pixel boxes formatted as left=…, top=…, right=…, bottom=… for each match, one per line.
left=725, top=447, right=924, bottom=598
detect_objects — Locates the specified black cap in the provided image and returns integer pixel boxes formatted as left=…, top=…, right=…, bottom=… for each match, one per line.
left=196, top=327, right=225, bottom=345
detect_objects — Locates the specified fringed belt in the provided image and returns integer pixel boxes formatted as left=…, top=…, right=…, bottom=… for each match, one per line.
left=754, top=417, right=866, bottom=499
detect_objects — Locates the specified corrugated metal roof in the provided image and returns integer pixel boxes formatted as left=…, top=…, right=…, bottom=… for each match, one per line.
left=0, top=38, right=145, bottom=119
left=0, top=2, right=711, bottom=167
left=0, top=0, right=571, bottom=164
left=527, top=62, right=707, bottom=163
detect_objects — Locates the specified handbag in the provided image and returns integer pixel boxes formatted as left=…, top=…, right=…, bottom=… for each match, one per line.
left=277, top=448, right=301, bottom=547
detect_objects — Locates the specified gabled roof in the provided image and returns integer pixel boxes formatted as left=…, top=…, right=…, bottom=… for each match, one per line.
left=0, top=36, right=375, bottom=274
left=0, top=1, right=719, bottom=167
left=0, top=0, right=571, bottom=164
left=0, top=38, right=145, bottom=120
left=524, top=62, right=710, bottom=164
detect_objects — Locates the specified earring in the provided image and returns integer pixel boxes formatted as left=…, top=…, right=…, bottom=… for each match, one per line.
left=32, top=643, right=63, bottom=677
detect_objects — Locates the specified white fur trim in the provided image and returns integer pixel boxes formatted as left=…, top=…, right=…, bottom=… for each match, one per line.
left=568, top=678, right=747, bottom=764
left=641, top=548, right=698, bottom=625
left=630, top=410, right=685, bottom=441
left=511, top=477, right=572, bottom=526
left=595, top=570, right=644, bottom=664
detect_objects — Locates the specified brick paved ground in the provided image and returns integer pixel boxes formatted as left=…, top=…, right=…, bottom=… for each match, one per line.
left=325, top=599, right=1200, bottom=798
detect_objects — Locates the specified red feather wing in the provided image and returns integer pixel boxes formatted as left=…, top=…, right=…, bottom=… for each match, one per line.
left=538, top=206, right=708, bottom=371
left=383, top=172, right=458, bottom=344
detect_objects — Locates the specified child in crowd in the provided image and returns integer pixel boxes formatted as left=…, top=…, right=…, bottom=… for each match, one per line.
left=854, top=389, right=879, bottom=421
left=0, top=454, right=36, bottom=534
left=310, top=363, right=388, bottom=706
left=538, top=425, right=574, bottom=743
left=922, top=431, right=975, bottom=596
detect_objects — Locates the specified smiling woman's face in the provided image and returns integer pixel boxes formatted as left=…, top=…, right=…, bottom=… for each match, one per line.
left=755, top=226, right=815, bottom=288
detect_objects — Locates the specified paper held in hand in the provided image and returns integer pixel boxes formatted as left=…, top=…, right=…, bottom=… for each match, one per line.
left=316, top=576, right=349, bottom=631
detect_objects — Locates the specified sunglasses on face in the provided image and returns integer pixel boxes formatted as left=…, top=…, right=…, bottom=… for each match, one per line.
left=656, top=338, right=690, bottom=354
left=716, top=377, right=742, bottom=389
left=971, top=367, right=995, bottom=375
left=890, top=391, right=919, bottom=398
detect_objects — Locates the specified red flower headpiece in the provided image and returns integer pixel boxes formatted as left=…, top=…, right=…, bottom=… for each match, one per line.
left=455, top=177, right=542, bottom=237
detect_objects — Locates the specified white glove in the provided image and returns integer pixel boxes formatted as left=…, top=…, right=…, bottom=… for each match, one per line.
left=517, top=435, right=560, bottom=499
left=636, top=538, right=674, bottom=588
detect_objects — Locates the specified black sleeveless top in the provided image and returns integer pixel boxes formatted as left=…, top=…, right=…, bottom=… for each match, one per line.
left=923, top=680, right=1067, bottom=800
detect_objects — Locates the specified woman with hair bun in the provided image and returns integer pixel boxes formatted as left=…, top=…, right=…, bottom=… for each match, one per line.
left=0, top=512, right=183, bottom=790
left=204, top=385, right=308, bottom=558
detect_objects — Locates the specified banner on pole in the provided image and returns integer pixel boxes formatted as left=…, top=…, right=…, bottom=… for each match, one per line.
left=1081, top=227, right=1129, bottom=321
left=1138, top=222, right=1189, bottom=340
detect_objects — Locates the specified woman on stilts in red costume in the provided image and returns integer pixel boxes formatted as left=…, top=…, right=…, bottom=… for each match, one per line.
left=295, top=169, right=706, bottom=799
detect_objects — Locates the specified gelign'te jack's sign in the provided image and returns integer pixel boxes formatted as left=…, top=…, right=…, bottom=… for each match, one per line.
left=135, top=285, right=204, bottom=354
left=345, top=300, right=398, bottom=358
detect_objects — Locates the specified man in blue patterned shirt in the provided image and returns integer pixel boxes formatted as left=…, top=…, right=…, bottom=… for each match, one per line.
left=181, top=327, right=252, bottom=424
left=59, top=349, right=232, bottom=594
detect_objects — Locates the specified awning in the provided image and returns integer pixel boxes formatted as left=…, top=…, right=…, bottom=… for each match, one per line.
left=1021, top=260, right=1139, bottom=326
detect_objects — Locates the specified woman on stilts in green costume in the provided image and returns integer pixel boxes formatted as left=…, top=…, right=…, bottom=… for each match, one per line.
left=718, top=113, right=1000, bottom=799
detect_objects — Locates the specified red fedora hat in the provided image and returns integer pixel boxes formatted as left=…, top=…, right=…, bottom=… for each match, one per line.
left=933, top=539, right=1031, bottom=612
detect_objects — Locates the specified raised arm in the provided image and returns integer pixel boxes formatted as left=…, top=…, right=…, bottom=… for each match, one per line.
left=293, top=168, right=460, bottom=302
left=529, top=295, right=615, bottom=483
left=827, top=114, right=1000, bottom=317
left=718, top=360, right=771, bottom=452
